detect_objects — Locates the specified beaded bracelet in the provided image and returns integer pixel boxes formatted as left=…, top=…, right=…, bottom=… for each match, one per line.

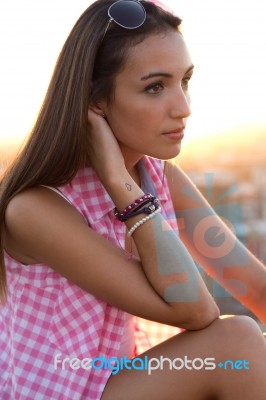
left=114, top=193, right=155, bottom=222
left=127, top=207, right=161, bottom=237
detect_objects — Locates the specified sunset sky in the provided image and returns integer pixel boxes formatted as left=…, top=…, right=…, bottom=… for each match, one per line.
left=0, top=0, right=266, bottom=154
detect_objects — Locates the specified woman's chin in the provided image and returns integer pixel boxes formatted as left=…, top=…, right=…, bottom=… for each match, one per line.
left=149, top=144, right=182, bottom=161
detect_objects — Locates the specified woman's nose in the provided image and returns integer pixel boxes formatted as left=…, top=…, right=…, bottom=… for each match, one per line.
left=169, top=87, right=191, bottom=119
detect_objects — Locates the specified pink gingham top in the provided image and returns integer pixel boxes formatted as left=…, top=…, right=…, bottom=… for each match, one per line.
left=0, top=156, right=179, bottom=399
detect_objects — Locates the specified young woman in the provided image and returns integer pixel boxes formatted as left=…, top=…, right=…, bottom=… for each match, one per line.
left=1, top=0, right=266, bottom=399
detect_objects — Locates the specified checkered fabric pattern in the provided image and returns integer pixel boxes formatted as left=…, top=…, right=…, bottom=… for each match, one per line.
left=1, top=156, right=180, bottom=399
left=134, top=317, right=183, bottom=353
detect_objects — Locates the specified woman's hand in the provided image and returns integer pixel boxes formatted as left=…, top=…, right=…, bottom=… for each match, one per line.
left=87, top=108, right=143, bottom=212
left=87, top=109, right=126, bottom=181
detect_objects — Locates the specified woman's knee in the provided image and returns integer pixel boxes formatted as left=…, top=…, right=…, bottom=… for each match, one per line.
left=211, top=315, right=264, bottom=351
left=217, top=315, right=261, bottom=335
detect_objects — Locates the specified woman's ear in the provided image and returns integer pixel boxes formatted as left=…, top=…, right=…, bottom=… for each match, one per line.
left=90, top=101, right=106, bottom=118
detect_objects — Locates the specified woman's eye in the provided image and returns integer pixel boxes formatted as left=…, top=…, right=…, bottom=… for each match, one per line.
left=182, top=76, right=192, bottom=89
left=145, top=82, right=164, bottom=94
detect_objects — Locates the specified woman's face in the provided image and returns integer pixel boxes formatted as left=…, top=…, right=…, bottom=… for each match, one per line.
left=104, top=30, right=193, bottom=165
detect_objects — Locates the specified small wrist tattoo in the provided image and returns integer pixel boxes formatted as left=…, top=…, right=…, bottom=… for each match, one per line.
left=125, top=183, right=132, bottom=191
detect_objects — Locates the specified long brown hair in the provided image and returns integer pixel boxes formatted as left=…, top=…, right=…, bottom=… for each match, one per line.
left=0, top=0, right=182, bottom=299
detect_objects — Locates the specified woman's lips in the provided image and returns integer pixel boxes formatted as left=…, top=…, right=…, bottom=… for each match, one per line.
left=162, top=128, right=185, bottom=140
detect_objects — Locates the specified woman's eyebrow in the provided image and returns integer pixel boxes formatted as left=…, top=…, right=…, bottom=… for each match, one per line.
left=140, top=64, right=195, bottom=81
left=186, top=65, right=195, bottom=74
left=140, top=72, right=172, bottom=81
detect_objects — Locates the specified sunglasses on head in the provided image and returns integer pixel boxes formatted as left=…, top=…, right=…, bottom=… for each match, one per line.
left=102, top=0, right=147, bottom=39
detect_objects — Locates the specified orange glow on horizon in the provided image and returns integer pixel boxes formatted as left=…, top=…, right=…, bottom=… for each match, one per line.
left=0, top=0, right=266, bottom=158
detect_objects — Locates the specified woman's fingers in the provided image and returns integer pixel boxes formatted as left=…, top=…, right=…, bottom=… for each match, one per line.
left=87, top=108, right=125, bottom=178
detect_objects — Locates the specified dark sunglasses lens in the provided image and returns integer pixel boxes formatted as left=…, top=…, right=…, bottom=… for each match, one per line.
left=109, top=0, right=146, bottom=29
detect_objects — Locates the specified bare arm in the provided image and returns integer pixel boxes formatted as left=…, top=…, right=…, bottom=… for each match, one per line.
left=4, top=112, right=219, bottom=330
left=166, top=161, right=266, bottom=324
left=4, top=186, right=219, bottom=330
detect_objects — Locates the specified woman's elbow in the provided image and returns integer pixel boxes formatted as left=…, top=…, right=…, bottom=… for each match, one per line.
left=179, top=302, right=220, bottom=331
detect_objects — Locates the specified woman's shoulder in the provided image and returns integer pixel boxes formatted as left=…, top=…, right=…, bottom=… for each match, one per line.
left=5, top=186, right=85, bottom=225
left=4, top=186, right=86, bottom=265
